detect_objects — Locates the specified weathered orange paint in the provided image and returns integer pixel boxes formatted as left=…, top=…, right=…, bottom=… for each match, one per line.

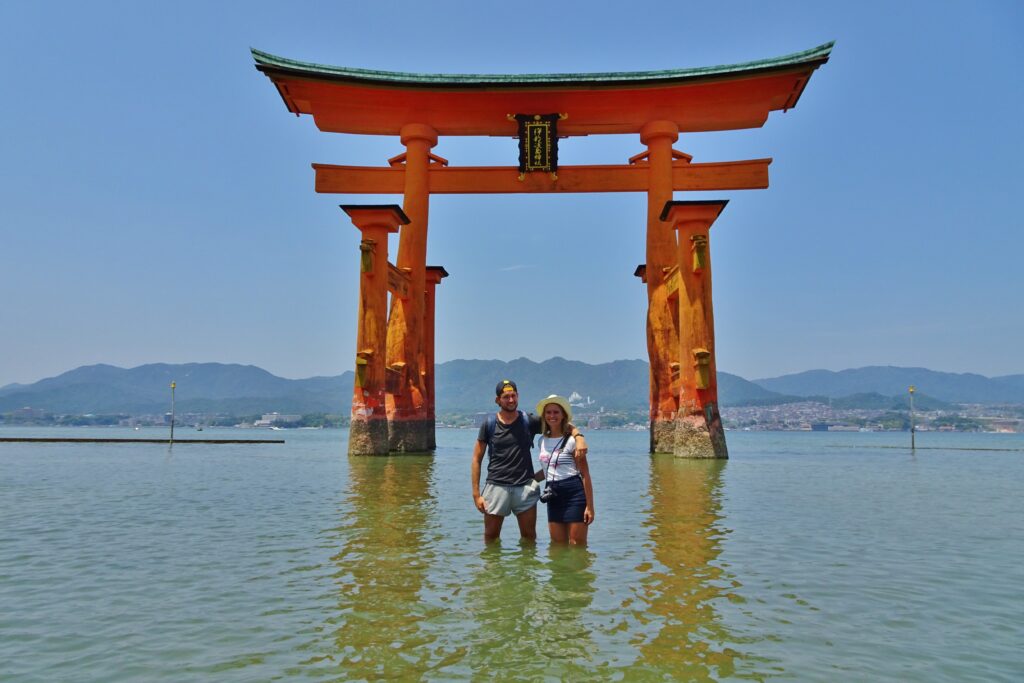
left=662, top=201, right=729, bottom=458
left=313, top=159, right=770, bottom=195
left=385, top=124, right=438, bottom=452
left=341, top=205, right=407, bottom=455
left=423, top=266, right=449, bottom=450
left=641, top=121, right=681, bottom=454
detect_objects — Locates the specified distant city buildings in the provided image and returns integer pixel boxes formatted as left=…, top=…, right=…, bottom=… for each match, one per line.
left=720, top=401, right=1022, bottom=432
left=567, top=391, right=594, bottom=407
left=3, top=394, right=1022, bottom=433
left=254, top=413, right=302, bottom=427
left=12, top=406, right=47, bottom=419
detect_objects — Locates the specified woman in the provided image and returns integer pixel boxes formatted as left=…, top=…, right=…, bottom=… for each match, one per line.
left=534, top=395, right=595, bottom=545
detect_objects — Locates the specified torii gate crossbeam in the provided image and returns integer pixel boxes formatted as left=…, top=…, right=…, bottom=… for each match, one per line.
left=313, top=159, right=770, bottom=194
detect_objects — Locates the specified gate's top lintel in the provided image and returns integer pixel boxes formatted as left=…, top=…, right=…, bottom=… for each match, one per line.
left=252, top=43, right=833, bottom=89
left=253, top=43, right=833, bottom=137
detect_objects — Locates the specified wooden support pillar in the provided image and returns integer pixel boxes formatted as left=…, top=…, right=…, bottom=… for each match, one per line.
left=341, top=205, right=409, bottom=455
left=639, top=120, right=681, bottom=453
left=662, top=200, right=729, bottom=459
left=423, top=266, right=449, bottom=450
left=386, top=123, right=440, bottom=452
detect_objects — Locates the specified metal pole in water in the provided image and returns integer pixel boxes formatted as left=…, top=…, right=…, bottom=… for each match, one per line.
left=170, top=381, right=176, bottom=445
left=908, top=385, right=916, bottom=450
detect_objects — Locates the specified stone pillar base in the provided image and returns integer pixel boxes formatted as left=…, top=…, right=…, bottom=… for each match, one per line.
left=349, top=418, right=389, bottom=456
left=650, top=417, right=676, bottom=454
left=388, top=419, right=435, bottom=454
left=673, top=414, right=728, bottom=459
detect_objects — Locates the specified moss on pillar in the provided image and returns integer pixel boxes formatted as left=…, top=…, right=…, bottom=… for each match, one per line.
left=673, top=414, right=728, bottom=459
left=388, top=419, right=435, bottom=454
left=650, top=418, right=677, bottom=454
left=349, top=418, right=390, bottom=456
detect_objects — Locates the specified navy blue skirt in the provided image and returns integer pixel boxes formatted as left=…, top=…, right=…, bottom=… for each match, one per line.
left=545, top=476, right=587, bottom=523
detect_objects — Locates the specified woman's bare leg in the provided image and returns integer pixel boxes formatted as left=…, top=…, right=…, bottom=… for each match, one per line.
left=568, top=522, right=589, bottom=546
left=548, top=522, right=569, bottom=544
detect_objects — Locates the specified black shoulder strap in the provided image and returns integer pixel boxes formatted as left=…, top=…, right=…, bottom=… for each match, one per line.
left=556, top=433, right=571, bottom=451
left=544, top=433, right=572, bottom=481
left=521, top=411, right=536, bottom=448
left=485, top=413, right=497, bottom=457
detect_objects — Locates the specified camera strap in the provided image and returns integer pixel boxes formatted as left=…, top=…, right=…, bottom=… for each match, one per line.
left=543, top=433, right=572, bottom=484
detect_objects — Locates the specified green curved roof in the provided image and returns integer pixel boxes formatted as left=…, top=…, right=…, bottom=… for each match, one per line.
left=251, top=42, right=833, bottom=88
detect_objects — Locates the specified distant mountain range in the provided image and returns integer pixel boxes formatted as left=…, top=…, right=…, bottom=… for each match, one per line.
left=1, top=360, right=1022, bottom=416
left=753, top=366, right=1024, bottom=404
left=0, top=363, right=348, bottom=416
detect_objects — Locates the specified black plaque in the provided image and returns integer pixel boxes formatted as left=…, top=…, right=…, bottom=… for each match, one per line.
left=513, top=114, right=560, bottom=175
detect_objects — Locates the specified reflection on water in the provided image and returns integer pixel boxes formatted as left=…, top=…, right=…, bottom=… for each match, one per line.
left=299, top=451, right=773, bottom=679
left=539, top=545, right=599, bottom=677
left=316, top=455, right=444, bottom=678
left=465, top=544, right=544, bottom=674
left=466, top=543, right=598, bottom=680
left=4, top=429, right=1022, bottom=680
left=632, top=456, right=769, bottom=679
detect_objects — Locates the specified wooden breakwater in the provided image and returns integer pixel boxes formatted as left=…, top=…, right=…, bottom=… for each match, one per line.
left=0, top=438, right=285, bottom=444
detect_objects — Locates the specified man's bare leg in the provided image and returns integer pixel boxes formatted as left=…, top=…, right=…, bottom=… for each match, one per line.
left=515, top=506, right=538, bottom=543
left=483, top=513, right=504, bottom=543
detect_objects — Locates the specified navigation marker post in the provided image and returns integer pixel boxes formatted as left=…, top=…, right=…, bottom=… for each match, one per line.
left=170, top=381, right=176, bottom=445
left=908, top=385, right=916, bottom=450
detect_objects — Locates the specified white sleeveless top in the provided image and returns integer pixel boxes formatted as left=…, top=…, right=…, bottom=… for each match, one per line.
left=537, top=435, right=579, bottom=481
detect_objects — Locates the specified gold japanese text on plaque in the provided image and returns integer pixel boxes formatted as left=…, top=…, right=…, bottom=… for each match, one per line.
left=509, top=113, right=565, bottom=179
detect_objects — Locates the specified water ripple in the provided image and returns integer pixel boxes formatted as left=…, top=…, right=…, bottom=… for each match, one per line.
left=2, top=430, right=1022, bottom=680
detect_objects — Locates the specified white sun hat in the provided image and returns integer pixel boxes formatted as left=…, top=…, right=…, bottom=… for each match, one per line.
left=535, top=394, right=573, bottom=423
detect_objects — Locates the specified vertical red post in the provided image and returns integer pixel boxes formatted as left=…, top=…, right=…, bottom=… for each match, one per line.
left=423, top=266, right=449, bottom=449
left=386, top=123, right=438, bottom=452
left=341, top=205, right=408, bottom=455
left=640, top=120, right=681, bottom=453
left=662, top=200, right=729, bottom=458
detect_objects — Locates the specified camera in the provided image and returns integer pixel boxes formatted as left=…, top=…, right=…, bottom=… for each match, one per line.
left=539, top=486, right=556, bottom=503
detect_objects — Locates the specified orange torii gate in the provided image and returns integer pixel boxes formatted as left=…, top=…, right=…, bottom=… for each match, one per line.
left=253, top=43, right=832, bottom=457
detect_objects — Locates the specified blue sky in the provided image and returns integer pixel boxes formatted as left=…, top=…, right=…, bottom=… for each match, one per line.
left=2, top=1, right=1022, bottom=386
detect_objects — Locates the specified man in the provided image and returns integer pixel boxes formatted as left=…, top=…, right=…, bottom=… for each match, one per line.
left=471, top=379, right=587, bottom=543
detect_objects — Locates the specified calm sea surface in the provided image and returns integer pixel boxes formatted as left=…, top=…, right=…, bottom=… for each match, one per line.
left=2, top=426, right=1022, bottom=681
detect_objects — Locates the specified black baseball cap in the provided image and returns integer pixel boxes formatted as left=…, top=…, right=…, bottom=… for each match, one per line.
left=496, top=379, right=518, bottom=396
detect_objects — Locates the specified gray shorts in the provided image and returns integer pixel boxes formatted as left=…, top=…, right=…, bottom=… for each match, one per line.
left=481, top=480, right=540, bottom=516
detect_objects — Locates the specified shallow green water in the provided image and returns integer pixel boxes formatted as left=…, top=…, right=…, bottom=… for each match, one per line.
left=1, top=427, right=1022, bottom=681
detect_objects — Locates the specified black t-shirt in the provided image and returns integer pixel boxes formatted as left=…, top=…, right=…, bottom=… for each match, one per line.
left=477, top=411, right=542, bottom=486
